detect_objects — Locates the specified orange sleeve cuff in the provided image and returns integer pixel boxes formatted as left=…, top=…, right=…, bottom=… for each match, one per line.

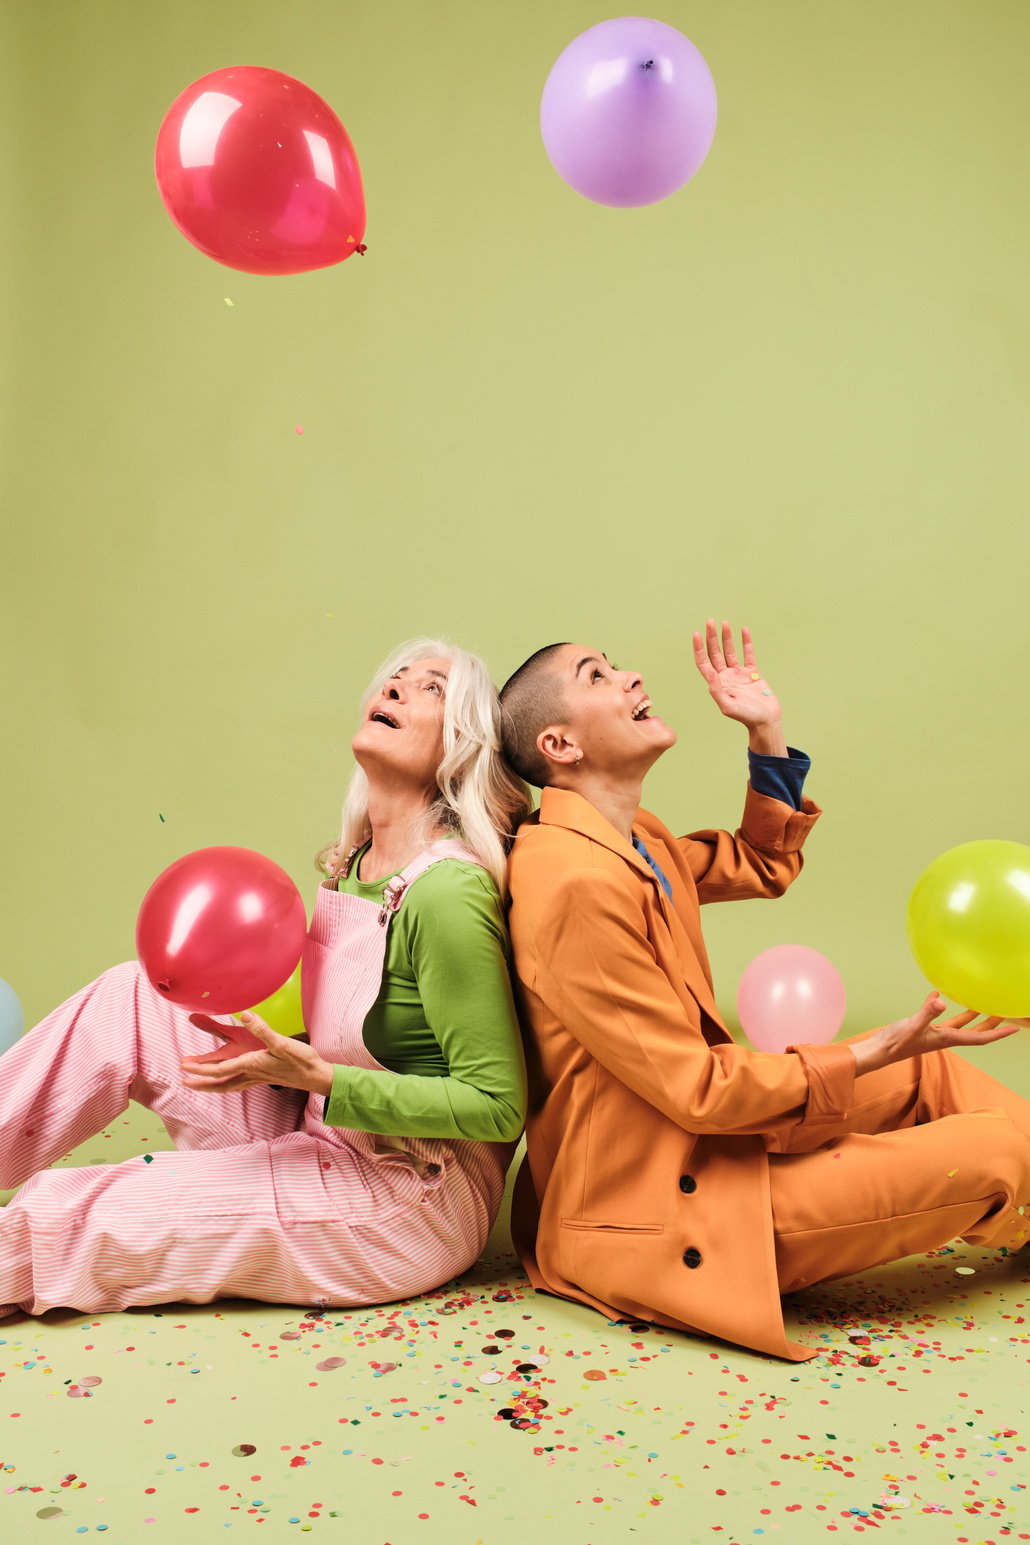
left=785, top=1040, right=856, bottom=1125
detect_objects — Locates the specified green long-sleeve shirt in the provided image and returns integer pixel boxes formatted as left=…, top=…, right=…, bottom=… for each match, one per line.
left=322, top=852, right=527, bottom=1143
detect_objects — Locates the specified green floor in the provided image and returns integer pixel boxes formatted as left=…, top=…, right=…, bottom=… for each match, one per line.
left=2, top=1080, right=1028, bottom=1545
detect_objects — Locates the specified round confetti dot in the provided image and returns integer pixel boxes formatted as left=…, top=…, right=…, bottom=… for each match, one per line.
left=478, top=1371, right=503, bottom=1385
left=316, top=1358, right=347, bottom=1372
left=232, top=1445, right=257, bottom=1457
left=36, top=1507, right=62, bottom=1520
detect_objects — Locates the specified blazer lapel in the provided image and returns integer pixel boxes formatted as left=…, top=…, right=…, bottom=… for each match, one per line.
left=537, top=787, right=658, bottom=885
left=537, top=789, right=732, bottom=1039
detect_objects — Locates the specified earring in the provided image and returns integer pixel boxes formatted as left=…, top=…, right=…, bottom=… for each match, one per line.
left=574, top=750, right=583, bottom=768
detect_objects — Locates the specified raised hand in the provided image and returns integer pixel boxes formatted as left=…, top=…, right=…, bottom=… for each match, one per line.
left=692, top=619, right=782, bottom=730
left=181, top=1011, right=334, bottom=1097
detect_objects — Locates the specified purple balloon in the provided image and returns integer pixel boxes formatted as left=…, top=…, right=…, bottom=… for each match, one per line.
left=540, top=17, right=717, bottom=208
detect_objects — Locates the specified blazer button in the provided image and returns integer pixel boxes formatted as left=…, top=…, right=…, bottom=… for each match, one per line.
left=682, top=1247, right=702, bottom=1269
left=678, top=1174, right=697, bottom=1194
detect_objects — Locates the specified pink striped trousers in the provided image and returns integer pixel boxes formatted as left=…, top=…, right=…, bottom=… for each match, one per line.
left=0, top=963, right=497, bottom=1318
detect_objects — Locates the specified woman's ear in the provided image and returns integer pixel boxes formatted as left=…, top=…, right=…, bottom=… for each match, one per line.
left=538, top=728, right=580, bottom=769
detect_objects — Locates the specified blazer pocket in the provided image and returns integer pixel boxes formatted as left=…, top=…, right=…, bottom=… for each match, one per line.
left=558, top=1220, right=664, bottom=1299
left=559, top=1220, right=664, bottom=1234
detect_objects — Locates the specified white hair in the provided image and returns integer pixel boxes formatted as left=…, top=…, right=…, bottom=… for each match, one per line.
left=317, top=638, right=532, bottom=898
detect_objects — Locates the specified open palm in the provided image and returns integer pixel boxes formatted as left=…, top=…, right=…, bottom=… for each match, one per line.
left=692, top=619, right=782, bottom=729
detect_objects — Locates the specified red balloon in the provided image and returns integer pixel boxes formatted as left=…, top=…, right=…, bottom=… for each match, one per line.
left=155, top=66, right=366, bottom=275
left=136, top=846, right=307, bottom=1013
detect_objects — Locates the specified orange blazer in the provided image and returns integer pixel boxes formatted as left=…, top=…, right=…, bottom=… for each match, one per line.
left=507, top=783, right=857, bottom=1362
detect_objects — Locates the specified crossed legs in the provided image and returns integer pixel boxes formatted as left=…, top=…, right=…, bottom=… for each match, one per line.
left=770, top=1046, right=1030, bottom=1292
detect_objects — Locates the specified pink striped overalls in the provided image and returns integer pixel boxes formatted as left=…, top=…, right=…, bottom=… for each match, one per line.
left=0, top=842, right=515, bottom=1318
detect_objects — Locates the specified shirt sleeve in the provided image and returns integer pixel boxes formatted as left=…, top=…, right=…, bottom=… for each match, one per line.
left=671, top=781, right=822, bottom=905
left=323, top=865, right=528, bottom=1142
left=746, top=745, right=811, bottom=811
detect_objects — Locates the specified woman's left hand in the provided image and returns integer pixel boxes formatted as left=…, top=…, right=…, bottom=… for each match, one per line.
left=181, top=1011, right=334, bottom=1097
left=692, top=618, right=782, bottom=730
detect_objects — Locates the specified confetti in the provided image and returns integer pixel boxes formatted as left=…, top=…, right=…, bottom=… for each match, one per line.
left=1, top=1201, right=1022, bottom=1539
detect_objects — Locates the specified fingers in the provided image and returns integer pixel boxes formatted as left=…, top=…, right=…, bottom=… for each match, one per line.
left=936, top=1023, right=1019, bottom=1047
left=933, top=1008, right=979, bottom=1032
left=741, top=625, right=755, bottom=669
left=720, top=620, right=738, bottom=670
left=692, top=630, right=716, bottom=684
left=706, top=618, right=727, bottom=672
left=180, top=1054, right=251, bottom=1078
left=184, top=1043, right=247, bottom=1066
left=188, top=1014, right=237, bottom=1039
left=236, top=1011, right=281, bottom=1045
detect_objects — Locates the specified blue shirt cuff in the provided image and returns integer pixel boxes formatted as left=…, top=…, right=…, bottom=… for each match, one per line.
left=747, top=745, right=810, bottom=812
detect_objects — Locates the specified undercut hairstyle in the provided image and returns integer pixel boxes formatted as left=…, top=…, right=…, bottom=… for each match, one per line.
left=499, top=643, right=571, bottom=788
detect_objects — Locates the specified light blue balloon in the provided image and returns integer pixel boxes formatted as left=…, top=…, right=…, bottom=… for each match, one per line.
left=0, top=977, right=24, bottom=1054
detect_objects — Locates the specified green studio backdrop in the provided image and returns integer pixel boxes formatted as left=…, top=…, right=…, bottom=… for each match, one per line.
left=3, top=0, right=1028, bottom=1105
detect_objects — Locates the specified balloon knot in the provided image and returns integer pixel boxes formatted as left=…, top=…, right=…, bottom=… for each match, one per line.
left=355, top=243, right=368, bottom=256
left=642, top=58, right=655, bottom=70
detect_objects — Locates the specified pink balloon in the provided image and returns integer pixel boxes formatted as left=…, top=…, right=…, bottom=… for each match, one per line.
left=736, top=945, right=846, bottom=1053
left=136, top=846, right=306, bottom=1013
left=540, top=17, right=717, bottom=208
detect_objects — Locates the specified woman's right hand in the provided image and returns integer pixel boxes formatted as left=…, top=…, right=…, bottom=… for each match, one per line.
left=850, top=991, right=1021, bottom=1076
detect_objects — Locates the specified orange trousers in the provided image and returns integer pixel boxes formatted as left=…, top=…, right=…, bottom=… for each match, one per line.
left=769, top=1044, right=1030, bottom=1292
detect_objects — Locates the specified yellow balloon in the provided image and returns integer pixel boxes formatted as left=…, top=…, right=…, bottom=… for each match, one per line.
left=906, top=840, right=1030, bottom=1017
left=236, top=962, right=306, bottom=1037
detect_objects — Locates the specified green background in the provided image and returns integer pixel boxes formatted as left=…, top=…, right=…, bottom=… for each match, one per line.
left=2, top=11, right=1029, bottom=1545
left=3, top=0, right=1029, bottom=1098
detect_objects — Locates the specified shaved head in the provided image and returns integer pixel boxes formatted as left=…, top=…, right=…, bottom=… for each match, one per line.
left=499, top=643, right=570, bottom=788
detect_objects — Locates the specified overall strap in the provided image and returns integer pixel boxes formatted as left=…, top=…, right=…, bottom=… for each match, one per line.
left=328, top=844, right=364, bottom=886
left=378, top=839, right=485, bottom=924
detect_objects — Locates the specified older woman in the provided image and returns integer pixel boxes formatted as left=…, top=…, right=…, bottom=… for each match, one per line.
left=0, top=638, right=531, bottom=1319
